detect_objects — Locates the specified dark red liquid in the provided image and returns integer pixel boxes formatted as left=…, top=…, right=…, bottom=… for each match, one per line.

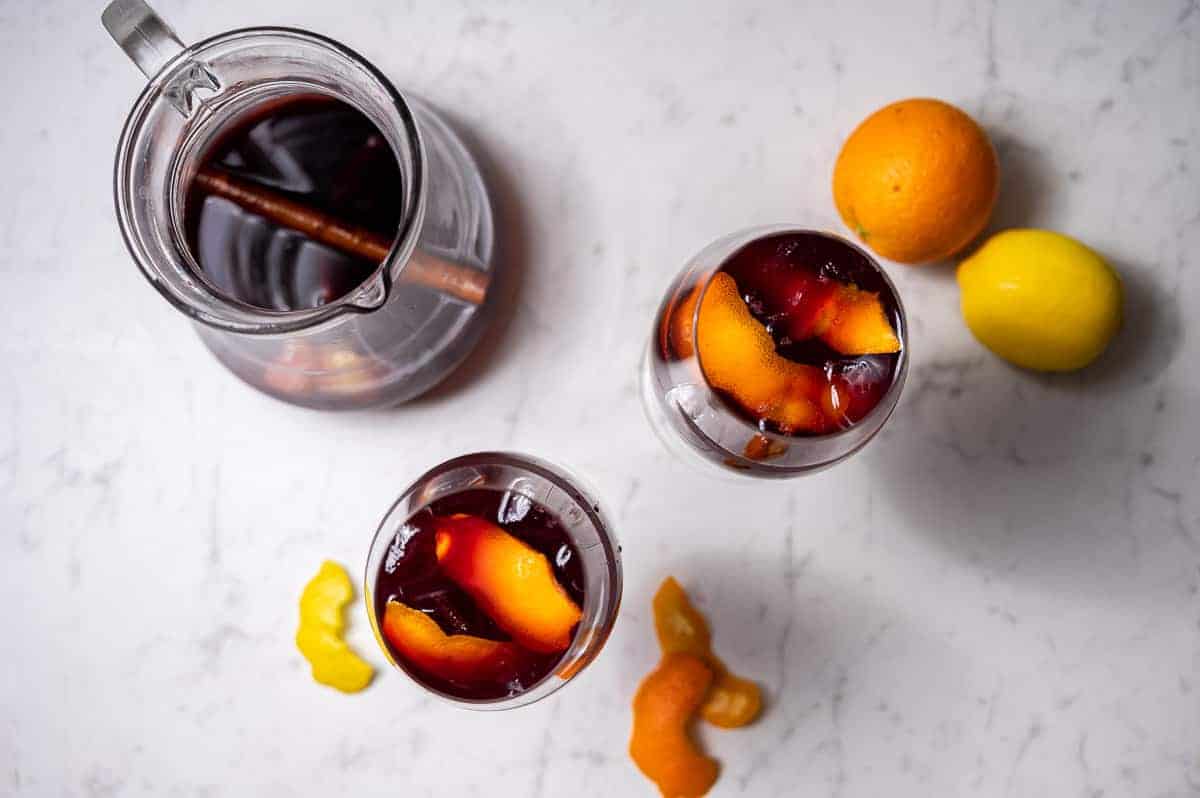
left=184, top=95, right=402, bottom=311
left=374, top=489, right=585, bottom=700
left=718, top=232, right=902, bottom=433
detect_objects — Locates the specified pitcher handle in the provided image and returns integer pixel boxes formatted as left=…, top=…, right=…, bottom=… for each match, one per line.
left=101, top=0, right=185, bottom=79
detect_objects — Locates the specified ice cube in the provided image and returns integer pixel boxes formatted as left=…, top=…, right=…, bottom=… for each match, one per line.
left=497, top=491, right=532, bottom=524
left=829, top=355, right=893, bottom=422
left=384, top=522, right=421, bottom=574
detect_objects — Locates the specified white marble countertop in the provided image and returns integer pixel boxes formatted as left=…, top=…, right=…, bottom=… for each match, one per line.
left=2, top=0, right=1198, bottom=795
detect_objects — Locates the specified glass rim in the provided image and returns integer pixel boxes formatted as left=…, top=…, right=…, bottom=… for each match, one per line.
left=363, top=451, right=622, bottom=710
left=687, top=224, right=909, bottom=447
left=112, top=25, right=427, bottom=335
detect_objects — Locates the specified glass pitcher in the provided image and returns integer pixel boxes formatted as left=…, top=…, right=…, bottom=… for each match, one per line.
left=102, top=0, right=495, bottom=409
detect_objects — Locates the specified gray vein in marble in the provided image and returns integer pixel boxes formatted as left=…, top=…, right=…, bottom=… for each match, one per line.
left=81, top=766, right=125, bottom=798
left=983, top=0, right=999, bottom=80
left=1075, top=732, right=1100, bottom=798
left=198, top=624, right=249, bottom=676
left=0, top=389, right=17, bottom=495
left=1148, top=484, right=1198, bottom=550
left=529, top=699, right=562, bottom=798
left=776, top=493, right=807, bottom=700
left=617, top=476, right=640, bottom=522
left=826, top=667, right=849, bottom=797
left=207, top=462, right=222, bottom=567
left=501, top=373, right=530, bottom=448
left=1004, top=720, right=1043, bottom=797
left=984, top=680, right=1002, bottom=731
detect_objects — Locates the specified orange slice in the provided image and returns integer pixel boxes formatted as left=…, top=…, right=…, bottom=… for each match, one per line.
left=434, top=514, right=582, bottom=653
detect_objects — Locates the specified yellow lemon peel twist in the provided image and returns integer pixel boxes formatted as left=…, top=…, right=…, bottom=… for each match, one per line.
left=296, top=560, right=374, bottom=693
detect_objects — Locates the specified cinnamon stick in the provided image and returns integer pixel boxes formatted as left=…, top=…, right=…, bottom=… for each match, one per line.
left=192, top=167, right=489, bottom=306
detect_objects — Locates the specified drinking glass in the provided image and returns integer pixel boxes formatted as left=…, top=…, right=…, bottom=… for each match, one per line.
left=364, top=452, right=622, bottom=709
left=640, top=225, right=909, bottom=478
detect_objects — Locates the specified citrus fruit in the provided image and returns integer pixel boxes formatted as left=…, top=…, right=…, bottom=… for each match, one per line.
left=833, top=98, right=999, bottom=263
left=957, top=229, right=1122, bottom=372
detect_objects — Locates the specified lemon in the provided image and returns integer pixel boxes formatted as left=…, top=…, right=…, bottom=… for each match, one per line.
left=957, top=229, right=1122, bottom=371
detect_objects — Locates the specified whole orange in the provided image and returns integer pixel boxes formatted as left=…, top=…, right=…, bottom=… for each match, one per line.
left=832, top=98, right=999, bottom=264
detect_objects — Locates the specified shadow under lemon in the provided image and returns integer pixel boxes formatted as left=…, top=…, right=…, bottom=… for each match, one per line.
left=863, top=251, right=1183, bottom=601
left=837, top=103, right=1187, bottom=601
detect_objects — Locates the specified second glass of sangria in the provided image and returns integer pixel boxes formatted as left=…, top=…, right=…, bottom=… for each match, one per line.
left=364, top=452, right=622, bottom=709
left=642, top=226, right=908, bottom=478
